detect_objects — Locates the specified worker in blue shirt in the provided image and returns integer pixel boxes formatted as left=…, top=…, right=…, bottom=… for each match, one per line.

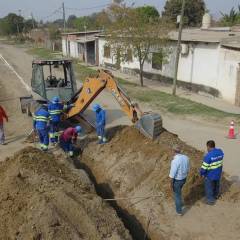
left=200, top=140, right=224, bottom=205
left=48, top=96, right=64, bottom=144
left=169, top=145, right=190, bottom=215
left=48, top=96, right=74, bottom=144
left=33, top=105, right=50, bottom=151
left=92, top=103, right=107, bottom=144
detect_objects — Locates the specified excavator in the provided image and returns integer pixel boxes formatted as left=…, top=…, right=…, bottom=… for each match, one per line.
left=20, top=59, right=162, bottom=139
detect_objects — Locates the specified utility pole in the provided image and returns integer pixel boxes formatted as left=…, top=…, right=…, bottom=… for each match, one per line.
left=62, top=2, right=68, bottom=56
left=31, top=13, right=35, bottom=29
left=172, top=0, right=186, bottom=96
left=62, top=2, right=66, bottom=32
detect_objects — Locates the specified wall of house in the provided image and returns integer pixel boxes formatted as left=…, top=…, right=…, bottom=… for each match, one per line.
left=90, top=38, right=240, bottom=105
left=217, top=48, right=240, bottom=104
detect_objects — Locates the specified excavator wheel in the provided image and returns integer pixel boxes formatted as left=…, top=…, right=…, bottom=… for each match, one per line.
left=135, top=113, right=163, bottom=140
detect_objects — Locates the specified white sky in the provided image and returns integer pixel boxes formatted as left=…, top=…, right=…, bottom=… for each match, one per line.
left=0, top=0, right=239, bottom=21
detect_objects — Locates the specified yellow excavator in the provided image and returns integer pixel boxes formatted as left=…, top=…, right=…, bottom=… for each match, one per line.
left=20, top=59, right=162, bottom=139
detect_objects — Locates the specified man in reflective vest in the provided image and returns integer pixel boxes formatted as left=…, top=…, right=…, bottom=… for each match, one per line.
left=200, top=140, right=224, bottom=205
left=92, top=103, right=107, bottom=144
left=59, top=126, right=82, bottom=157
left=48, top=96, right=64, bottom=144
left=33, top=105, right=50, bottom=151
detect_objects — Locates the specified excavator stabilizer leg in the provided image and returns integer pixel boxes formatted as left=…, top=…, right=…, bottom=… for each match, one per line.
left=135, top=113, right=162, bottom=140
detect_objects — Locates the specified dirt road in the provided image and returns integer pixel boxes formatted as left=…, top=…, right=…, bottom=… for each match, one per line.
left=0, top=42, right=239, bottom=178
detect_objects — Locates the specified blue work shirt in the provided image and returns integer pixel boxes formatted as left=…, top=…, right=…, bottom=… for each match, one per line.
left=200, top=148, right=224, bottom=181
left=96, top=108, right=106, bottom=126
left=169, top=154, right=190, bottom=180
left=33, top=108, right=50, bottom=130
left=48, top=102, right=64, bottom=123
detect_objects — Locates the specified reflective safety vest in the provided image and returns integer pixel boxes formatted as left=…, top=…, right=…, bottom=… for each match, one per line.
left=33, top=108, right=50, bottom=130
left=48, top=102, right=64, bottom=123
left=200, top=148, right=224, bottom=180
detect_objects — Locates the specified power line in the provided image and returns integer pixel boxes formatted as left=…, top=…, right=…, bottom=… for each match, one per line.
left=65, top=2, right=111, bottom=12
left=41, top=6, right=63, bottom=21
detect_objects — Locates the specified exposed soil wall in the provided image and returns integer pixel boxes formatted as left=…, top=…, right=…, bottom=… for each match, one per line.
left=0, top=147, right=132, bottom=240
left=81, top=126, right=240, bottom=240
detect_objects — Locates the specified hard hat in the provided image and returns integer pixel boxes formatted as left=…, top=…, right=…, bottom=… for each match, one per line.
left=52, top=96, right=60, bottom=103
left=75, top=125, right=82, bottom=133
left=92, top=103, right=101, bottom=112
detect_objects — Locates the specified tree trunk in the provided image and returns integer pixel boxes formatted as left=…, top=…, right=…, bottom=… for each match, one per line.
left=139, top=63, right=144, bottom=87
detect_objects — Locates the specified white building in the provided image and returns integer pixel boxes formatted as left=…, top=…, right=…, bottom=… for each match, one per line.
left=98, top=28, right=240, bottom=106
left=62, top=31, right=101, bottom=65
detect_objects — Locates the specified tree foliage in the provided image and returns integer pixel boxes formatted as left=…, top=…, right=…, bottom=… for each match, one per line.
left=220, top=6, right=240, bottom=27
left=162, top=0, right=206, bottom=27
left=106, top=5, right=171, bottom=86
left=0, top=13, right=24, bottom=35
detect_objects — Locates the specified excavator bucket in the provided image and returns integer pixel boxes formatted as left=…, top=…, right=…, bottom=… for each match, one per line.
left=135, top=113, right=163, bottom=140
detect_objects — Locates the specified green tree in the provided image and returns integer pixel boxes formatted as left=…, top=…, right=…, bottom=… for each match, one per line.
left=162, top=0, right=205, bottom=27
left=136, top=5, right=160, bottom=22
left=67, top=15, right=77, bottom=28
left=220, top=6, right=240, bottom=27
left=106, top=5, right=171, bottom=86
left=0, top=13, right=24, bottom=35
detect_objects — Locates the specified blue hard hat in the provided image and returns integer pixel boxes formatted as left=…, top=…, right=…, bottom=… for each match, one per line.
left=52, top=96, right=60, bottom=103
left=92, top=103, right=101, bottom=112
left=75, top=125, right=82, bottom=133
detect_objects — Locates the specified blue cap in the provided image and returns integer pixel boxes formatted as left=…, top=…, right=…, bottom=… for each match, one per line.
left=92, top=103, right=101, bottom=112
left=52, top=96, right=60, bottom=103
left=75, top=125, right=82, bottom=133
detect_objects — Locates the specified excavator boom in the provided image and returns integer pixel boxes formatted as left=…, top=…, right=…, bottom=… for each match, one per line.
left=67, top=70, right=162, bottom=139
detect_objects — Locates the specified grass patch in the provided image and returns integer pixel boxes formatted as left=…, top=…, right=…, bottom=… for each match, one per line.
left=127, top=87, right=240, bottom=119
left=74, top=63, right=98, bottom=81
left=26, top=47, right=59, bottom=59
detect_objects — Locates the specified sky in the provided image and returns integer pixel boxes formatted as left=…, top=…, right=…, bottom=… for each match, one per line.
left=0, top=0, right=240, bottom=21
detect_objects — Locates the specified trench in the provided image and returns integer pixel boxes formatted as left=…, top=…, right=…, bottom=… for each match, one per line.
left=72, top=157, right=150, bottom=240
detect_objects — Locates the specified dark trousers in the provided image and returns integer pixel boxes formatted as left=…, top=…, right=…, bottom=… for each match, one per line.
left=173, top=178, right=186, bottom=214
left=204, top=177, right=220, bottom=203
left=59, top=138, right=73, bottom=153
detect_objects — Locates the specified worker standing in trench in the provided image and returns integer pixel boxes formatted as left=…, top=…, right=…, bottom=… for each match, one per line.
left=92, top=104, right=107, bottom=144
left=0, top=105, right=8, bottom=145
left=33, top=105, right=50, bottom=151
left=200, top=140, right=224, bottom=205
left=169, top=145, right=190, bottom=216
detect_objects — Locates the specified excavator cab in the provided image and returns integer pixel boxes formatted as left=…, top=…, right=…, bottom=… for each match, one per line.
left=31, top=59, right=77, bottom=102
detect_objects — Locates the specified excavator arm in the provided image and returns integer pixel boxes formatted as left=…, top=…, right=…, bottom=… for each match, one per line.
left=67, top=70, right=139, bottom=122
left=66, top=70, right=162, bottom=139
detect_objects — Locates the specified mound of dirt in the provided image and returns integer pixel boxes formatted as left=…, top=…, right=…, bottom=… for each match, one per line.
left=0, top=147, right=132, bottom=240
left=81, top=126, right=240, bottom=240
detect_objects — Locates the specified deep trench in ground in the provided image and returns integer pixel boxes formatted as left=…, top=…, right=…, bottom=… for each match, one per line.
left=72, top=157, right=150, bottom=240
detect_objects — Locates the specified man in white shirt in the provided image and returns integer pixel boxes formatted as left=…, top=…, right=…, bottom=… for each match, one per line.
left=169, top=145, right=190, bottom=215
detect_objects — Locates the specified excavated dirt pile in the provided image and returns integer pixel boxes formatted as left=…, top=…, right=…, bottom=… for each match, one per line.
left=0, top=147, right=132, bottom=240
left=81, top=126, right=240, bottom=240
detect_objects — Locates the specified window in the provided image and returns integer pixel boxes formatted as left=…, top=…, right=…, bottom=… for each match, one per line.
left=104, top=45, right=111, bottom=58
left=126, top=49, right=133, bottom=62
left=152, top=50, right=164, bottom=70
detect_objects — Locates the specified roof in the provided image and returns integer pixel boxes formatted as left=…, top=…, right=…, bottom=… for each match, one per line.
left=61, top=30, right=102, bottom=36
left=221, top=36, right=240, bottom=50
left=169, top=28, right=240, bottom=43
left=76, top=36, right=97, bottom=43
